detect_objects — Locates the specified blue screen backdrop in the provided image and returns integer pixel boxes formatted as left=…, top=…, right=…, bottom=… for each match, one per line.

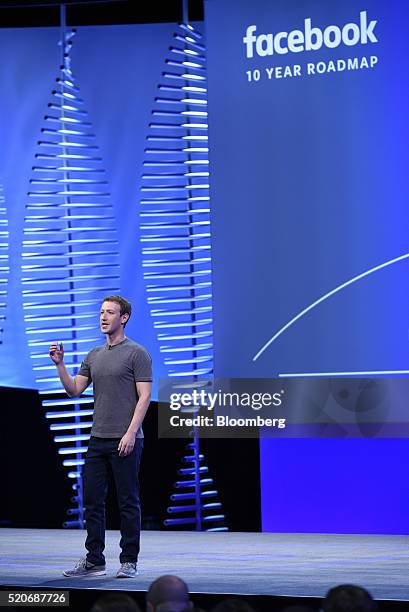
left=2, top=8, right=409, bottom=534
left=0, top=24, right=178, bottom=393
left=205, top=0, right=409, bottom=533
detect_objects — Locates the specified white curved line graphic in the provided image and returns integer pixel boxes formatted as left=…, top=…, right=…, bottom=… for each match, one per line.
left=253, top=252, right=409, bottom=362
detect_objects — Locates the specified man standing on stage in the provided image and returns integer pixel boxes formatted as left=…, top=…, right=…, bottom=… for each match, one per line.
left=49, top=295, right=152, bottom=579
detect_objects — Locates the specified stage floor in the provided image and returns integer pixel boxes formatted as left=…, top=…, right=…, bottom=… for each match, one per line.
left=0, top=529, right=408, bottom=601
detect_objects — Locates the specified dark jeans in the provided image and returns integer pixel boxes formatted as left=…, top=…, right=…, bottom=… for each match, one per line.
left=83, top=436, right=143, bottom=565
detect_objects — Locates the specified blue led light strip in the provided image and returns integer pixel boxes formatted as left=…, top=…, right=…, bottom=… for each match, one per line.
left=21, top=19, right=120, bottom=528
left=0, top=184, right=9, bottom=344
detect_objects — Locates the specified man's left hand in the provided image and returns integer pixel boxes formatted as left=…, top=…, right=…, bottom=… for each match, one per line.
left=118, top=431, right=136, bottom=456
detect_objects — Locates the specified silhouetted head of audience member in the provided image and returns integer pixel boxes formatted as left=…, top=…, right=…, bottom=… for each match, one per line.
left=322, top=585, right=377, bottom=612
left=90, top=593, right=141, bottom=612
left=147, top=575, right=193, bottom=612
left=211, top=598, right=256, bottom=612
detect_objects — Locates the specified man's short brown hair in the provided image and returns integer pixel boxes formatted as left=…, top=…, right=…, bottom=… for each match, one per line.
left=102, top=295, right=132, bottom=326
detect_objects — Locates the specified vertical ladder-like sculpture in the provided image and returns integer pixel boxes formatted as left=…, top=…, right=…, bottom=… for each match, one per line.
left=21, top=8, right=120, bottom=527
left=0, top=184, right=9, bottom=345
left=140, top=22, right=227, bottom=531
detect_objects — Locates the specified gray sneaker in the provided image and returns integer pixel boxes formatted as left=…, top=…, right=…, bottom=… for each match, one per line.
left=116, top=562, right=137, bottom=578
left=63, top=557, right=106, bottom=578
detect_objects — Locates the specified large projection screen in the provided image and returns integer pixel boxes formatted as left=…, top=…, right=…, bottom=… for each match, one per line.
left=205, top=0, right=409, bottom=533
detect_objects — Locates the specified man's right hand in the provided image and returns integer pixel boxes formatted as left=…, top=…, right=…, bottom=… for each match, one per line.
left=48, top=345, right=88, bottom=397
left=49, top=342, right=64, bottom=365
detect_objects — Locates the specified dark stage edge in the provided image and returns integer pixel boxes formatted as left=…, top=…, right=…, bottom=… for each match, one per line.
left=0, top=529, right=408, bottom=602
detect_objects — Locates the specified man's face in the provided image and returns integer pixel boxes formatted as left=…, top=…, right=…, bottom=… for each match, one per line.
left=100, top=301, right=128, bottom=335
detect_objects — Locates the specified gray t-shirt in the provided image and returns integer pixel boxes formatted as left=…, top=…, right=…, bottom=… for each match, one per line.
left=78, top=337, right=152, bottom=438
